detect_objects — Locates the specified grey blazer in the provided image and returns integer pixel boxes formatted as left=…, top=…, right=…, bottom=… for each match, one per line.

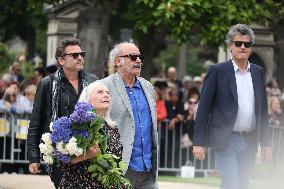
left=100, top=73, right=158, bottom=180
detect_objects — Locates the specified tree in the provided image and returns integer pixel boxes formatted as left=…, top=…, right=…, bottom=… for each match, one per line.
left=125, top=0, right=284, bottom=78
left=129, top=0, right=284, bottom=46
left=0, top=0, right=60, bottom=59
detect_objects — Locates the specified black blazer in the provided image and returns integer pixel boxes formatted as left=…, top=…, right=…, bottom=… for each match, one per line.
left=193, top=60, right=270, bottom=150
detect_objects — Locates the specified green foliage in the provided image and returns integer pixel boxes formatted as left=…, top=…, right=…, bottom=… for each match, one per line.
left=20, top=61, right=35, bottom=79
left=87, top=115, right=131, bottom=188
left=128, top=0, right=284, bottom=47
left=0, top=42, right=15, bottom=75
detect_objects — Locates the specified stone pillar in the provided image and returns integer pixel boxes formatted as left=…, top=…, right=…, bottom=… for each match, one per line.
left=77, top=5, right=112, bottom=78
left=217, top=46, right=230, bottom=63
left=45, top=1, right=88, bottom=66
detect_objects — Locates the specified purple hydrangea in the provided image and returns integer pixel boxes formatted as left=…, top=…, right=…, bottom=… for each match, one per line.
left=50, top=117, right=71, bottom=143
left=55, top=149, right=71, bottom=164
left=70, top=102, right=96, bottom=124
left=72, top=129, right=90, bottom=138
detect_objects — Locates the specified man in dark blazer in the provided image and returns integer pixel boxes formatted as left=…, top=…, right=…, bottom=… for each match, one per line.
left=193, top=24, right=272, bottom=189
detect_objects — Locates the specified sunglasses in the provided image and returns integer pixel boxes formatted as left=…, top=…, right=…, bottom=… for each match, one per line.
left=9, top=94, right=16, bottom=97
left=119, top=54, right=144, bottom=61
left=233, top=41, right=252, bottom=48
left=188, top=101, right=197, bottom=104
left=62, top=51, right=86, bottom=59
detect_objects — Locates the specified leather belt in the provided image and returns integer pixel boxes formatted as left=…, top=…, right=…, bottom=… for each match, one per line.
left=232, top=131, right=250, bottom=136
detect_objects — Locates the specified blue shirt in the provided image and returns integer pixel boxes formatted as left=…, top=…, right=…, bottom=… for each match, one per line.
left=125, top=79, right=152, bottom=171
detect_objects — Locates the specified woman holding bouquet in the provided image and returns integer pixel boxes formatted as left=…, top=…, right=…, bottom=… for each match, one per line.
left=58, top=81, right=125, bottom=189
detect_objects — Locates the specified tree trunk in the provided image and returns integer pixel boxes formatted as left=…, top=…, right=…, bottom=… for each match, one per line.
left=177, top=43, right=188, bottom=79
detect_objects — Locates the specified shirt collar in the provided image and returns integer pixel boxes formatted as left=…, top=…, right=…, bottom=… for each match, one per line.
left=124, top=77, right=142, bottom=89
left=231, top=58, right=250, bottom=73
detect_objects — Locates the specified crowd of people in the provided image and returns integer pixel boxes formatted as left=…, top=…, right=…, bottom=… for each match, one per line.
left=0, top=24, right=283, bottom=189
left=0, top=61, right=58, bottom=115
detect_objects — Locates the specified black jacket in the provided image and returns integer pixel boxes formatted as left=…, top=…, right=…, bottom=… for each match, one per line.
left=27, top=69, right=96, bottom=163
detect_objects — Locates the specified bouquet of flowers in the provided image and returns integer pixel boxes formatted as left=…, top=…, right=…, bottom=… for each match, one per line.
left=39, top=102, right=130, bottom=188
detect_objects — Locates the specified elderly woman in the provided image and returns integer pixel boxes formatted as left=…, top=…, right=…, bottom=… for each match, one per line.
left=268, top=96, right=282, bottom=126
left=58, top=81, right=124, bottom=189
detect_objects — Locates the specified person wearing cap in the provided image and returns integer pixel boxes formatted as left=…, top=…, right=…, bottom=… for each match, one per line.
left=193, top=76, right=202, bottom=91
left=193, top=24, right=272, bottom=189
left=182, top=75, right=192, bottom=102
left=10, top=62, right=24, bottom=83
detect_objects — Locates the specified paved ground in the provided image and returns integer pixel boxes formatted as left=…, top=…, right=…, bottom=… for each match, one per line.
left=0, top=174, right=218, bottom=189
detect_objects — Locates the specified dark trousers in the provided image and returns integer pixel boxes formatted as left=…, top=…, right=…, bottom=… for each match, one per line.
left=48, top=163, right=64, bottom=189
left=125, top=169, right=157, bottom=189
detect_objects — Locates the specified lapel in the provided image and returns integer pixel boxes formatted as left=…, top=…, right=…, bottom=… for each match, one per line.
left=224, top=60, right=238, bottom=102
left=112, top=73, right=134, bottom=120
left=250, top=64, right=260, bottom=111
left=137, top=77, right=155, bottom=120
left=137, top=77, right=158, bottom=144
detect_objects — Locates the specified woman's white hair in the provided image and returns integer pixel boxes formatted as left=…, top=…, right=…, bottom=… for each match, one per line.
left=79, top=81, right=116, bottom=127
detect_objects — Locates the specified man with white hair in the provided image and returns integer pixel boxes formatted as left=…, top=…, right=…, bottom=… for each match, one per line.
left=100, top=42, right=158, bottom=189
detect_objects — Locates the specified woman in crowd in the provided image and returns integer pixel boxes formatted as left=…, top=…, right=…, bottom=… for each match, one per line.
left=58, top=81, right=125, bottom=189
left=155, top=87, right=167, bottom=124
left=23, top=84, right=37, bottom=114
left=0, top=86, right=18, bottom=112
left=268, top=96, right=282, bottom=126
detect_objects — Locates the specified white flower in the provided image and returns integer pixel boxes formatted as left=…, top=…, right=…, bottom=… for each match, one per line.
left=65, top=137, right=84, bottom=156
left=43, top=155, right=54, bottom=164
left=39, top=143, right=54, bottom=155
left=49, top=122, right=54, bottom=132
left=41, top=133, right=52, bottom=145
left=56, top=141, right=69, bottom=155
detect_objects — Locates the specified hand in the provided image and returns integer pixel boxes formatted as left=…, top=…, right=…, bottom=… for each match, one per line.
left=70, top=144, right=100, bottom=164
left=193, top=146, right=205, bottom=160
left=86, top=144, right=100, bottom=159
left=261, top=147, right=272, bottom=162
left=29, top=163, right=41, bottom=174
left=168, top=119, right=176, bottom=130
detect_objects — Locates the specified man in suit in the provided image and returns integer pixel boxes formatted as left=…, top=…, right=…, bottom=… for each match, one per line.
left=193, top=24, right=272, bottom=189
left=100, top=42, right=158, bottom=189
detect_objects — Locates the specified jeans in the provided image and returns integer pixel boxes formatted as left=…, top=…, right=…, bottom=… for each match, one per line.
left=214, top=133, right=256, bottom=189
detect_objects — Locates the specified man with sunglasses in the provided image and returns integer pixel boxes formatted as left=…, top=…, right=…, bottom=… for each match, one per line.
left=100, top=42, right=158, bottom=188
left=27, top=38, right=96, bottom=188
left=193, top=24, right=272, bottom=189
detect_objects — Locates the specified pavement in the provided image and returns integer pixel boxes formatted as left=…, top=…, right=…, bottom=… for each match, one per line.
left=0, top=174, right=218, bottom=189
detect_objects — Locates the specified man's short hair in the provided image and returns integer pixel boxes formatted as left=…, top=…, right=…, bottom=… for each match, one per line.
left=225, top=24, right=255, bottom=45
left=55, top=38, right=81, bottom=60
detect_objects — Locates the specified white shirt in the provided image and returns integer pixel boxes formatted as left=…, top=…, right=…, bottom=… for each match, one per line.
left=232, top=60, right=256, bottom=132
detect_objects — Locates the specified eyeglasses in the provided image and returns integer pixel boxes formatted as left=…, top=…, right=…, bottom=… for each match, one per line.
left=188, top=101, right=197, bottom=104
left=62, top=51, right=86, bottom=59
left=233, top=41, right=252, bottom=48
left=119, top=54, right=144, bottom=61
left=9, top=94, right=16, bottom=97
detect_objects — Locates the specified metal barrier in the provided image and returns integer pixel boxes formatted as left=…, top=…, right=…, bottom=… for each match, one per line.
left=0, top=111, right=30, bottom=164
left=270, top=125, right=284, bottom=166
left=1, top=111, right=284, bottom=176
left=157, top=120, right=216, bottom=177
